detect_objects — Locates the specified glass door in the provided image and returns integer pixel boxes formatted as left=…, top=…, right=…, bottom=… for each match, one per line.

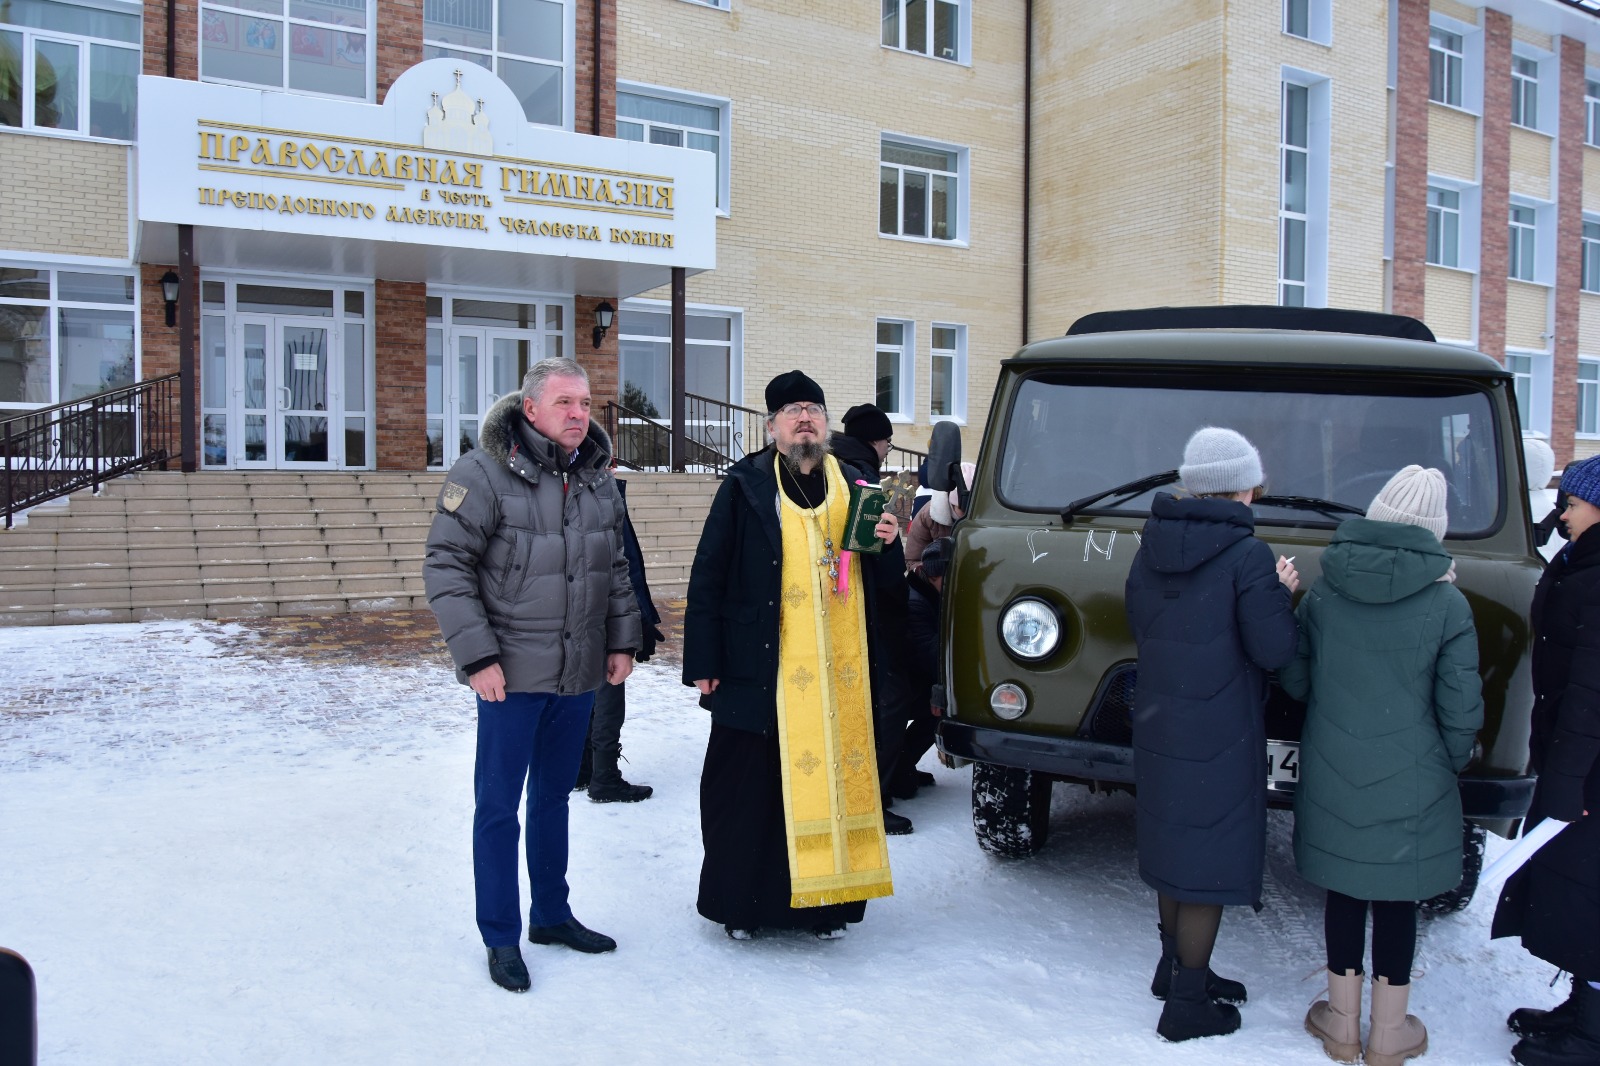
left=236, top=317, right=273, bottom=467
left=278, top=319, right=335, bottom=468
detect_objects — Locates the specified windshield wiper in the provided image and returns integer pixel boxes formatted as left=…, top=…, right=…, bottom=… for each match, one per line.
left=1062, top=470, right=1179, bottom=523
left=1254, top=495, right=1365, bottom=520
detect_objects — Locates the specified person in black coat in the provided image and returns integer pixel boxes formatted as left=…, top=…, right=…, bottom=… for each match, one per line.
left=1125, top=427, right=1300, bottom=1043
left=1493, top=455, right=1600, bottom=1066
left=828, top=403, right=893, bottom=483
left=891, top=536, right=950, bottom=799
left=682, top=373, right=912, bottom=938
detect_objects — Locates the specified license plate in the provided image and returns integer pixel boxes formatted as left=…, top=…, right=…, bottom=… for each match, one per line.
left=1266, top=740, right=1299, bottom=791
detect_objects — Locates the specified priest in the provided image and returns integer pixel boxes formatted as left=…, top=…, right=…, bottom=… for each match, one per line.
left=683, top=370, right=909, bottom=939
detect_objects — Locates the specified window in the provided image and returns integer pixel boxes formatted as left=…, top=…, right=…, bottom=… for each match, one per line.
left=0, top=0, right=139, bottom=140
left=930, top=322, right=966, bottom=422
left=880, top=137, right=964, bottom=243
left=199, top=0, right=370, bottom=100
left=615, top=303, right=740, bottom=466
left=1430, top=26, right=1463, bottom=107
left=1589, top=78, right=1600, bottom=148
left=1427, top=185, right=1461, bottom=268
left=1285, top=0, right=1309, bottom=38
left=1583, top=219, right=1600, bottom=293
left=1512, top=54, right=1539, bottom=129
left=618, top=86, right=730, bottom=212
left=881, top=0, right=964, bottom=63
left=1280, top=81, right=1309, bottom=305
left=1580, top=361, right=1600, bottom=437
left=424, top=0, right=568, bottom=127
left=875, top=319, right=912, bottom=419
left=1508, top=354, right=1533, bottom=430
left=0, top=265, right=136, bottom=410
left=1509, top=203, right=1538, bottom=282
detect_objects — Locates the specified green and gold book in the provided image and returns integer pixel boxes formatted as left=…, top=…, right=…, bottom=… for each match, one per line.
left=842, top=479, right=889, bottom=554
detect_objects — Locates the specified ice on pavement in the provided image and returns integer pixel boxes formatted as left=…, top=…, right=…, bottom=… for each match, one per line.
left=0, top=619, right=1563, bottom=1064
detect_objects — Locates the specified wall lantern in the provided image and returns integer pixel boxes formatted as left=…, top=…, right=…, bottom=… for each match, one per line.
left=160, top=271, right=181, bottom=327
left=591, top=300, right=615, bottom=349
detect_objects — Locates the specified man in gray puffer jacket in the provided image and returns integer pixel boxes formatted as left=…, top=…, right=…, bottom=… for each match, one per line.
left=424, top=357, right=640, bottom=994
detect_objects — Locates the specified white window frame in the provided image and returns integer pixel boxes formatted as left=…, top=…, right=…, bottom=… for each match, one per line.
left=199, top=0, right=376, bottom=102
left=1426, top=184, right=1461, bottom=268
left=1279, top=70, right=1330, bottom=308
left=677, top=0, right=728, bottom=8
left=1425, top=177, right=1479, bottom=272
left=929, top=321, right=967, bottom=424
left=1583, top=216, right=1600, bottom=294
left=616, top=82, right=732, bottom=217
left=1578, top=358, right=1600, bottom=439
left=1507, top=350, right=1552, bottom=437
left=1509, top=198, right=1554, bottom=284
left=874, top=318, right=914, bottom=421
left=0, top=261, right=140, bottom=411
left=1429, top=25, right=1464, bottom=107
left=614, top=296, right=744, bottom=423
left=1511, top=46, right=1555, bottom=134
left=881, top=0, right=969, bottom=65
left=423, top=0, right=575, bottom=130
left=1283, top=0, right=1330, bottom=44
left=1587, top=75, right=1600, bottom=147
left=879, top=133, right=969, bottom=246
left=1428, top=15, right=1483, bottom=115
left=0, top=1, right=141, bottom=142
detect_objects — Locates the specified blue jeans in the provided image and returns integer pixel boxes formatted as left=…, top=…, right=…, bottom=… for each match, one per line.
left=473, top=690, right=596, bottom=947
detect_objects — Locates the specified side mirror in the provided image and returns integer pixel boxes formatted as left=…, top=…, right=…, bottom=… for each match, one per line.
left=925, top=421, right=963, bottom=492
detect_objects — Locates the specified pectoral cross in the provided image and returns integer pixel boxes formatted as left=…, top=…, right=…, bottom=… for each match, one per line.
left=819, top=538, right=839, bottom=581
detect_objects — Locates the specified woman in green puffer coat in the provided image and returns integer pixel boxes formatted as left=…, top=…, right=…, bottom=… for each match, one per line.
left=1279, top=465, right=1484, bottom=1066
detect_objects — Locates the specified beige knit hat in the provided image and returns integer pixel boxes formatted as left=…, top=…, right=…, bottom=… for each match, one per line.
left=1367, top=465, right=1448, bottom=541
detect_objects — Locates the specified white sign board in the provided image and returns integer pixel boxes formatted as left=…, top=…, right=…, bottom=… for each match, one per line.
left=137, top=60, right=716, bottom=272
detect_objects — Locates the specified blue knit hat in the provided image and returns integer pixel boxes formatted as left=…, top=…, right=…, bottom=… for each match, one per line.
left=1560, top=455, right=1600, bottom=507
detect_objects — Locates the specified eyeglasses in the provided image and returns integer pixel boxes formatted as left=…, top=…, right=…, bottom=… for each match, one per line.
left=777, top=403, right=826, bottom=419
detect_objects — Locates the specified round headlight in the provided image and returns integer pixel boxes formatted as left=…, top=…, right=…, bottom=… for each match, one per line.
left=990, top=682, right=1028, bottom=720
left=1001, top=598, right=1061, bottom=661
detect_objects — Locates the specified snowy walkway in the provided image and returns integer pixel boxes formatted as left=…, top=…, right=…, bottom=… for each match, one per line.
left=0, top=617, right=1562, bottom=1064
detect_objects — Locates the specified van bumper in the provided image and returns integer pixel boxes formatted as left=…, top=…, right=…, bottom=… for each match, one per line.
left=936, top=720, right=1536, bottom=820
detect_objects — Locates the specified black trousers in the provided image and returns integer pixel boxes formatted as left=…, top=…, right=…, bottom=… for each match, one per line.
left=1325, top=890, right=1417, bottom=984
left=585, top=679, right=626, bottom=786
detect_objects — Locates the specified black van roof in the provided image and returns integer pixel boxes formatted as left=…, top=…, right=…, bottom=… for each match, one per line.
left=1066, top=305, right=1437, bottom=342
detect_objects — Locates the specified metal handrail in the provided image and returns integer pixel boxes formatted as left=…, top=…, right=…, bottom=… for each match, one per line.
left=2, top=373, right=181, bottom=528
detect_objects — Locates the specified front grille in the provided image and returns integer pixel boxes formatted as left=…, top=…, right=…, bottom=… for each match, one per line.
left=1083, top=665, right=1137, bottom=745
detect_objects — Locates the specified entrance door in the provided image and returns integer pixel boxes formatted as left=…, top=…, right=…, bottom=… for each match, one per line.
left=234, top=316, right=337, bottom=469
left=427, top=328, right=539, bottom=468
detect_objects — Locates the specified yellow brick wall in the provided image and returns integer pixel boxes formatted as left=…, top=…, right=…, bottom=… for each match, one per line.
left=1512, top=24, right=1553, bottom=51
left=614, top=0, right=1025, bottom=452
left=1428, top=105, right=1477, bottom=181
left=1586, top=146, right=1600, bottom=214
left=1425, top=265, right=1474, bottom=340
left=1507, top=280, right=1552, bottom=350
left=0, top=135, right=129, bottom=258
left=1581, top=294, right=1600, bottom=354
left=1510, top=126, right=1554, bottom=201
left=1577, top=440, right=1600, bottom=459
left=1431, top=0, right=1479, bottom=27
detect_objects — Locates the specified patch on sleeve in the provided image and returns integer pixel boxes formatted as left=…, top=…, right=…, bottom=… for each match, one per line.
left=441, top=482, right=469, bottom=512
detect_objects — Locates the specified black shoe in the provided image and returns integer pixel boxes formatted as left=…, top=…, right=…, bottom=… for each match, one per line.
left=1511, top=975, right=1581, bottom=1037
left=1150, top=925, right=1248, bottom=1005
left=1512, top=982, right=1600, bottom=1066
left=911, top=769, right=936, bottom=788
left=528, top=917, right=617, bottom=954
left=588, top=779, right=654, bottom=803
left=1157, top=963, right=1242, bottom=1042
left=883, top=809, right=914, bottom=835
left=813, top=923, right=847, bottom=941
left=486, top=945, right=530, bottom=993
left=888, top=776, right=921, bottom=801
left=725, top=925, right=755, bottom=941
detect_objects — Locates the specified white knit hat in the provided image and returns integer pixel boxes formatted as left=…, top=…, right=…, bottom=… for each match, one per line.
left=1367, top=465, right=1448, bottom=541
left=1179, top=427, right=1264, bottom=496
left=1523, top=432, right=1556, bottom=491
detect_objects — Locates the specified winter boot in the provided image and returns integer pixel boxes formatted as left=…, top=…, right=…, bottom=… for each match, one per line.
left=587, top=744, right=652, bottom=803
left=882, top=808, right=914, bottom=835
left=1150, top=925, right=1249, bottom=1005
left=1509, top=974, right=1581, bottom=1037
left=1156, top=962, right=1242, bottom=1042
left=1365, top=976, right=1427, bottom=1066
left=1512, top=980, right=1600, bottom=1066
left=1304, top=969, right=1363, bottom=1063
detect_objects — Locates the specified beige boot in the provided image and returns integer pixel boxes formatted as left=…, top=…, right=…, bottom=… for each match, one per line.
left=1304, top=968, right=1362, bottom=1062
left=1366, top=975, right=1428, bottom=1066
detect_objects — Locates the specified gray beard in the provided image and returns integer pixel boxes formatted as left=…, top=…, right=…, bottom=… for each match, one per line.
left=780, top=437, right=830, bottom=471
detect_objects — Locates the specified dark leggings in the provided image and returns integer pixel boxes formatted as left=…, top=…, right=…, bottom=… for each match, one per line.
left=1324, top=890, right=1417, bottom=985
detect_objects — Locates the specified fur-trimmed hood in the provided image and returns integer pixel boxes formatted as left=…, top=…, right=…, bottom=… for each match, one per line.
left=478, top=392, right=614, bottom=477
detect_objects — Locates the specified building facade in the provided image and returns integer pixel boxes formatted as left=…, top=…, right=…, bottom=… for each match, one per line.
left=5, top=0, right=1600, bottom=471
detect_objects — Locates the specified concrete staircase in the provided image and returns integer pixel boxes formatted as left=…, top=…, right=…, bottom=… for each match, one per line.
left=0, top=470, right=719, bottom=626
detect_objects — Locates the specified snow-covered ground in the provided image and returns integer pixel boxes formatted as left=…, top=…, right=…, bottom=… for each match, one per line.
left=0, top=619, right=1566, bottom=1065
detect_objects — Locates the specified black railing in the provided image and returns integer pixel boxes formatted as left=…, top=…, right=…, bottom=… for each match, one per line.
left=2, top=374, right=180, bottom=528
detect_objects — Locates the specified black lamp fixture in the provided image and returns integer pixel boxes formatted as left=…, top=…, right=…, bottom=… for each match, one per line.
left=591, top=300, right=615, bottom=349
left=159, top=270, right=181, bottom=327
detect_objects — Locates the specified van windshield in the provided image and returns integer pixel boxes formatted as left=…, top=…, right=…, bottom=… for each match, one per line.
left=996, top=370, right=1504, bottom=536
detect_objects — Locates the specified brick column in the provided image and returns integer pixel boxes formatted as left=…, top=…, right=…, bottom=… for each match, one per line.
left=575, top=295, right=621, bottom=403
left=143, top=2, right=199, bottom=79
left=575, top=0, right=617, bottom=136
left=1479, top=10, right=1514, bottom=362
left=1552, top=37, right=1587, bottom=466
left=377, top=0, right=424, bottom=102
left=140, top=263, right=201, bottom=453
left=1391, top=0, right=1431, bottom=321
left=374, top=280, right=427, bottom=470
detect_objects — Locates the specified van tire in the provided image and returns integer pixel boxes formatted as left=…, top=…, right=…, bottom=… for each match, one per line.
left=971, top=761, right=1052, bottom=858
left=1420, top=820, right=1486, bottom=915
